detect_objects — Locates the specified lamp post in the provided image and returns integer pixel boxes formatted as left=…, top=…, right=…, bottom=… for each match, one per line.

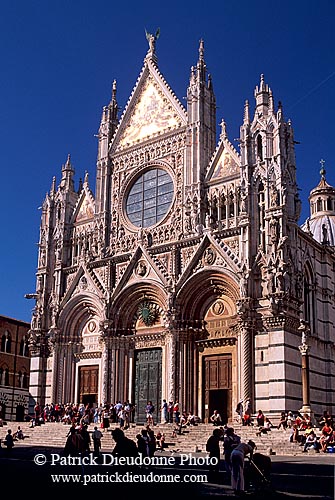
left=297, top=319, right=313, bottom=420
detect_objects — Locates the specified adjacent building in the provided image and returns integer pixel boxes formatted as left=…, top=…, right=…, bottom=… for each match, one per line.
left=0, top=315, right=30, bottom=421
left=27, top=35, right=335, bottom=423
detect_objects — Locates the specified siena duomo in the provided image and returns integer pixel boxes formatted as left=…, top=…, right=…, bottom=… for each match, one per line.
left=27, top=33, right=335, bottom=423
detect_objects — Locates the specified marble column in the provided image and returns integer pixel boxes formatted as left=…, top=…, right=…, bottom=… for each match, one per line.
left=166, top=331, right=176, bottom=403
left=239, top=326, right=253, bottom=401
left=101, top=339, right=109, bottom=405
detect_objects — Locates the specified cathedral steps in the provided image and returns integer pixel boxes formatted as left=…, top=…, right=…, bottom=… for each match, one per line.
left=1, top=421, right=315, bottom=456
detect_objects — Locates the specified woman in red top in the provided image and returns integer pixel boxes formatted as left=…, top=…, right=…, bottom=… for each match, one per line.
left=320, top=424, right=333, bottom=452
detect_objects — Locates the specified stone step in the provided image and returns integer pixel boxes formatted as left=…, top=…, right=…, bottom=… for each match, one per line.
left=1, top=421, right=308, bottom=456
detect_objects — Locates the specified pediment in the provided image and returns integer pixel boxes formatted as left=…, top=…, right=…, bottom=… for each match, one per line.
left=177, top=235, right=242, bottom=291
left=112, top=246, right=168, bottom=299
left=61, top=265, right=105, bottom=306
left=72, top=186, right=95, bottom=223
left=206, top=139, right=240, bottom=183
left=111, top=61, right=187, bottom=153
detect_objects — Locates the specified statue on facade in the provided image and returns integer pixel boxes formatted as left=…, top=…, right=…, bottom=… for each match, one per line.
left=145, top=28, right=160, bottom=54
left=270, top=184, right=279, bottom=208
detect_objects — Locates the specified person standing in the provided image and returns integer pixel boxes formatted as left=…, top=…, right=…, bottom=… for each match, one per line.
left=3, top=429, right=14, bottom=454
left=206, top=428, right=222, bottom=479
left=231, top=440, right=256, bottom=494
left=160, top=399, right=168, bottom=423
left=223, top=427, right=241, bottom=472
left=92, top=426, right=103, bottom=457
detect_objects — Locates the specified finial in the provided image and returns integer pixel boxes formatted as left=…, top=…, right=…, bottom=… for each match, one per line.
left=260, top=74, right=265, bottom=91
left=84, top=171, right=89, bottom=184
left=145, top=27, right=160, bottom=56
left=78, top=177, right=83, bottom=193
left=320, top=159, right=326, bottom=179
left=199, top=39, right=204, bottom=62
left=50, top=176, right=56, bottom=194
left=112, top=79, right=117, bottom=100
left=243, top=99, right=250, bottom=124
left=220, top=118, right=227, bottom=139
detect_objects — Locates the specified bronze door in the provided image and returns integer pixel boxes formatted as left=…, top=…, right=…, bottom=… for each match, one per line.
left=203, top=355, right=232, bottom=424
left=134, top=349, right=162, bottom=424
left=79, top=365, right=99, bottom=406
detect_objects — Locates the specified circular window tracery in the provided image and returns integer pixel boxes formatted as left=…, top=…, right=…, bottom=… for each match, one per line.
left=125, top=168, right=174, bottom=228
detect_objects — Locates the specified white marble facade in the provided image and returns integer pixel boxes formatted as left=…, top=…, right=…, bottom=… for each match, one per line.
left=28, top=36, right=335, bottom=421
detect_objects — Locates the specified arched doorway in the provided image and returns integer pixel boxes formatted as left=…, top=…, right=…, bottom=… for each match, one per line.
left=176, top=268, right=239, bottom=421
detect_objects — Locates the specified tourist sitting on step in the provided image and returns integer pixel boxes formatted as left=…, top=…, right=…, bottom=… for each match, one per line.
left=256, top=416, right=272, bottom=436
left=277, top=411, right=288, bottom=430
left=210, top=410, right=223, bottom=426
left=13, top=426, right=25, bottom=440
left=155, top=430, right=166, bottom=450
left=303, top=431, right=320, bottom=453
left=242, top=412, right=252, bottom=426
left=320, top=422, right=334, bottom=452
left=256, top=410, right=265, bottom=427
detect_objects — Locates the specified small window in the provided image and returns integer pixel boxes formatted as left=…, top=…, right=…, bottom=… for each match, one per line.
left=257, top=135, right=263, bottom=161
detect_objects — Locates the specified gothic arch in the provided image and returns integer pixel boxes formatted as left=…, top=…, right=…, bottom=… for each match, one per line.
left=176, top=269, right=239, bottom=321
left=58, top=293, right=104, bottom=342
left=110, top=281, right=167, bottom=331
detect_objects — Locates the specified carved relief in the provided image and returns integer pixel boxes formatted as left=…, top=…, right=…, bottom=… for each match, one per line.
left=203, top=247, right=216, bottom=265
left=225, top=239, right=239, bottom=257
left=135, top=261, right=148, bottom=278
left=181, top=246, right=197, bottom=270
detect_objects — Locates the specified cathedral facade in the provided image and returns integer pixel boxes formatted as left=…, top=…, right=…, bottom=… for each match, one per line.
left=28, top=36, right=335, bottom=422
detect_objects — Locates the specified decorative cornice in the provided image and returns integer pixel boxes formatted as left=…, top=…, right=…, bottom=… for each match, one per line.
left=196, top=337, right=237, bottom=350
left=74, top=351, right=102, bottom=360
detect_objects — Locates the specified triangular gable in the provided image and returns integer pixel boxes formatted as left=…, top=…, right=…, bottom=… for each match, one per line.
left=61, top=265, right=104, bottom=306
left=111, top=60, right=187, bottom=153
left=112, top=245, right=168, bottom=299
left=206, top=138, right=240, bottom=182
left=177, top=234, right=241, bottom=292
left=72, top=185, right=95, bottom=223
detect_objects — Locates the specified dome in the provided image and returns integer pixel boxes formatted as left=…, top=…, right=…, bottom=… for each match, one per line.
left=301, top=215, right=335, bottom=246
left=301, top=161, right=335, bottom=246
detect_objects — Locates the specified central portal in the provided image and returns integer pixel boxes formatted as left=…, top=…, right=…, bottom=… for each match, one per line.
left=134, top=349, right=162, bottom=424
left=203, top=354, right=232, bottom=424
left=78, top=365, right=99, bottom=406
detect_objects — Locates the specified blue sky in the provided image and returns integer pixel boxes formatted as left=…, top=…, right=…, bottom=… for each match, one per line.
left=1, top=0, right=334, bottom=323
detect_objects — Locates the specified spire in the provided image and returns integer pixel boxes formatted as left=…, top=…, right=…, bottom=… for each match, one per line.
left=199, top=39, right=205, bottom=63
left=277, top=100, right=283, bottom=123
left=84, top=170, right=89, bottom=185
left=109, top=79, right=118, bottom=129
left=197, top=38, right=206, bottom=84
left=60, top=154, right=75, bottom=191
left=320, top=158, right=326, bottom=180
left=243, top=100, right=250, bottom=125
left=78, top=177, right=83, bottom=194
left=50, top=176, right=56, bottom=195
left=254, top=74, right=270, bottom=117
left=111, top=79, right=117, bottom=101
left=268, top=89, right=274, bottom=113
